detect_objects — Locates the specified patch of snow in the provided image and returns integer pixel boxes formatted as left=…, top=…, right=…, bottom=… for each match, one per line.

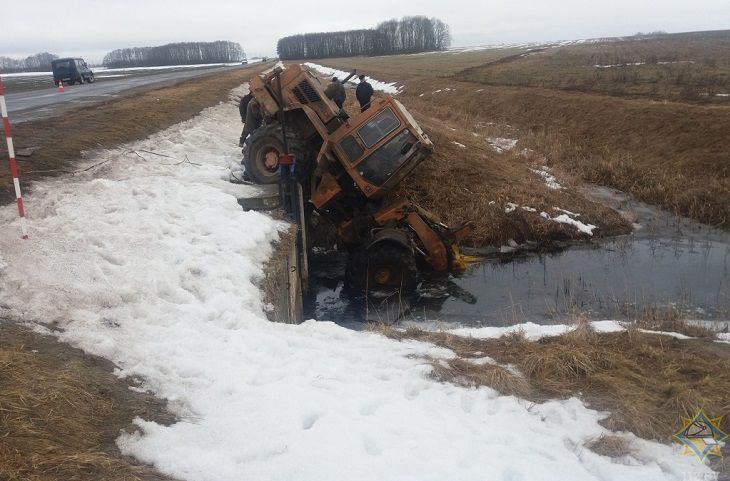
left=487, top=137, right=518, bottom=153
left=475, top=88, right=484, bottom=93
left=470, top=356, right=498, bottom=365
left=450, top=320, right=625, bottom=340
left=0, top=86, right=710, bottom=481
left=0, top=71, right=53, bottom=77
left=522, top=206, right=537, bottom=212
left=432, top=89, right=442, bottom=94
left=553, top=207, right=580, bottom=217
left=552, top=214, right=597, bottom=235
left=505, top=202, right=519, bottom=213
left=639, top=330, right=692, bottom=340
left=594, top=62, right=646, bottom=68
left=715, top=93, right=730, bottom=97
left=452, top=141, right=467, bottom=148
left=2, top=62, right=247, bottom=79
left=303, top=62, right=400, bottom=94
left=531, top=166, right=562, bottom=190
left=262, top=61, right=285, bottom=75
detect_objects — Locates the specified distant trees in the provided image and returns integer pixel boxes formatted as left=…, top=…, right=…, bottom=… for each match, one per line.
left=102, top=41, right=245, bottom=68
left=277, top=16, right=450, bottom=60
left=0, top=52, right=58, bottom=73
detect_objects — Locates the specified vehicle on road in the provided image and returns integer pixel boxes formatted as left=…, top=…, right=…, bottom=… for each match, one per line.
left=243, top=64, right=473, bottom=291
left=51, top=58, right=95, bottom=86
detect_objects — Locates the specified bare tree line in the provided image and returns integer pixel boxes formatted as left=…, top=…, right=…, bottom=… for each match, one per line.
left=102, top=41, right=245, bottom=68
left=0, top=52, right=58, bottom=73
left=277, top=16, right=450, bottom=60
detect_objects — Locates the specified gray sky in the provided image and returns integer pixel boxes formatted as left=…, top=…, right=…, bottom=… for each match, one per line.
left=3, top=0, right=729, bottom=63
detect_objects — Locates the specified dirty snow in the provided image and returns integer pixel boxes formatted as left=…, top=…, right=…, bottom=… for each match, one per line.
left=554, top=207, right=580, bottom=217
left=552, top=213, right=597, bottom=235
left=449, top=320, right=624, bottom=340
left=0, top=86, right=710, bottom=481
left=452, top=141, right=467, bottom=148
left=262, top=60, right=285, bottom=74
left=302, top=62, right=400, bottom=94
left=531, top=166, right=562, bottom=189
left=1, top=63, right=246, bottom=77
left=505, top=202, right=519, bottom=213
left=504, top=200, right=595, bottom=236
left=487, top=137, right=518, bottom=153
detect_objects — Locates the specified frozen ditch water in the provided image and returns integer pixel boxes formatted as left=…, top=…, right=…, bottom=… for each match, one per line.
left=306, top=186, right=730, bottom=328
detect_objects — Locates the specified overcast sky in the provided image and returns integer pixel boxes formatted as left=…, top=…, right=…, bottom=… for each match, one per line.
left=3, top=0, right=729, bottom=63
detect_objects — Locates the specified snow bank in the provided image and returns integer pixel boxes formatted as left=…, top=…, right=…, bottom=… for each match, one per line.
left=487, top=137, right=518, bottom=153
left=450, top=320, right=624, bottom=340
left=0, top=87, right=709, bottom=481
left=531, top=166, right=562, bottom=189
left=303, top=62, right=401, bottom=94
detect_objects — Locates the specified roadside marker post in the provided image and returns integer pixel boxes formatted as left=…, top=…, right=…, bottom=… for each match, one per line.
left=0, top=76, right=30, bottom=239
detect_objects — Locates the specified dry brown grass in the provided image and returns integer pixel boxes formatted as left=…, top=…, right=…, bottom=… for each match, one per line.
left=402, top=77, right=730, bottom=230
left=0, top=322, right=176, bottom=481
left=586, top=434, right=633, bottom=458
left=373, top=319, right=730, bottom=442
left=323, top=42, right=730, bottom=231
left=631, top=306, right=721, bottom=339
left=456, top=31, right=730, bottom=103
left=0, top=63, right=274, bottom=206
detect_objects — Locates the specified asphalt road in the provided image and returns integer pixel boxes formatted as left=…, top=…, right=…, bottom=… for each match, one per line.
left=3, top=63, right=260, bottom=124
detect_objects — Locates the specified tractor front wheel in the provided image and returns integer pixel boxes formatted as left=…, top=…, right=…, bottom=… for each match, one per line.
left=346, top=241, right=418, bottom=292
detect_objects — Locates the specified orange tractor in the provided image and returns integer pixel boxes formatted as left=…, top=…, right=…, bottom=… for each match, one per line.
left=242, top=64, right=472, bottom=290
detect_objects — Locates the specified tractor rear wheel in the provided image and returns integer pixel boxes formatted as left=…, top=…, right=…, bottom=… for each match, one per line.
left=242, top=124, right=303, bottom=185
left=346, top=241, right=418, bottom=292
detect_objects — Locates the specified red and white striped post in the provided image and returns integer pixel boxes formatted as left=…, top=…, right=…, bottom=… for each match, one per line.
left=0, top=76, right=29, bottom=239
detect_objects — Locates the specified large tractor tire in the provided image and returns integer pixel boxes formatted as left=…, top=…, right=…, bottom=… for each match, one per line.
left=346, top=241, right=419, bottom=292
left=242, top=124, right=303, bottom=185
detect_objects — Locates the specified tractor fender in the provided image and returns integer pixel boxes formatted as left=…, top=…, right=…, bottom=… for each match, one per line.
left=366, top=228, right=413, bottom=253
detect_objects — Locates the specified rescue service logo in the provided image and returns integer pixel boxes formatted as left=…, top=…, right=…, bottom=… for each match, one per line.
left=674, top=410, right=728, bottom=462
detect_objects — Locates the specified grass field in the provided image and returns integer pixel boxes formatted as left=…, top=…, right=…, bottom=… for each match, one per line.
left=458, top=31, right=730, bottom=102
left=319, top=30, right=730, bottom=231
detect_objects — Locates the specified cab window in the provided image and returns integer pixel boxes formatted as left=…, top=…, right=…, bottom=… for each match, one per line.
left=340, top=135, right=364, bottom=163
left=357, top=108, right=400, bottom=148
left=358, top=129, right=416, bottom=186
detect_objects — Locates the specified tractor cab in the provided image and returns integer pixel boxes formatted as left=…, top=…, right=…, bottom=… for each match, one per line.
left=330, top=97, right=433, bottom=201
left=51, top=58, right=95, bottom=86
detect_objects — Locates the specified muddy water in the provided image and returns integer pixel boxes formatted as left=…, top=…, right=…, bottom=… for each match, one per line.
left=305, top=186, right=730, bottom=328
